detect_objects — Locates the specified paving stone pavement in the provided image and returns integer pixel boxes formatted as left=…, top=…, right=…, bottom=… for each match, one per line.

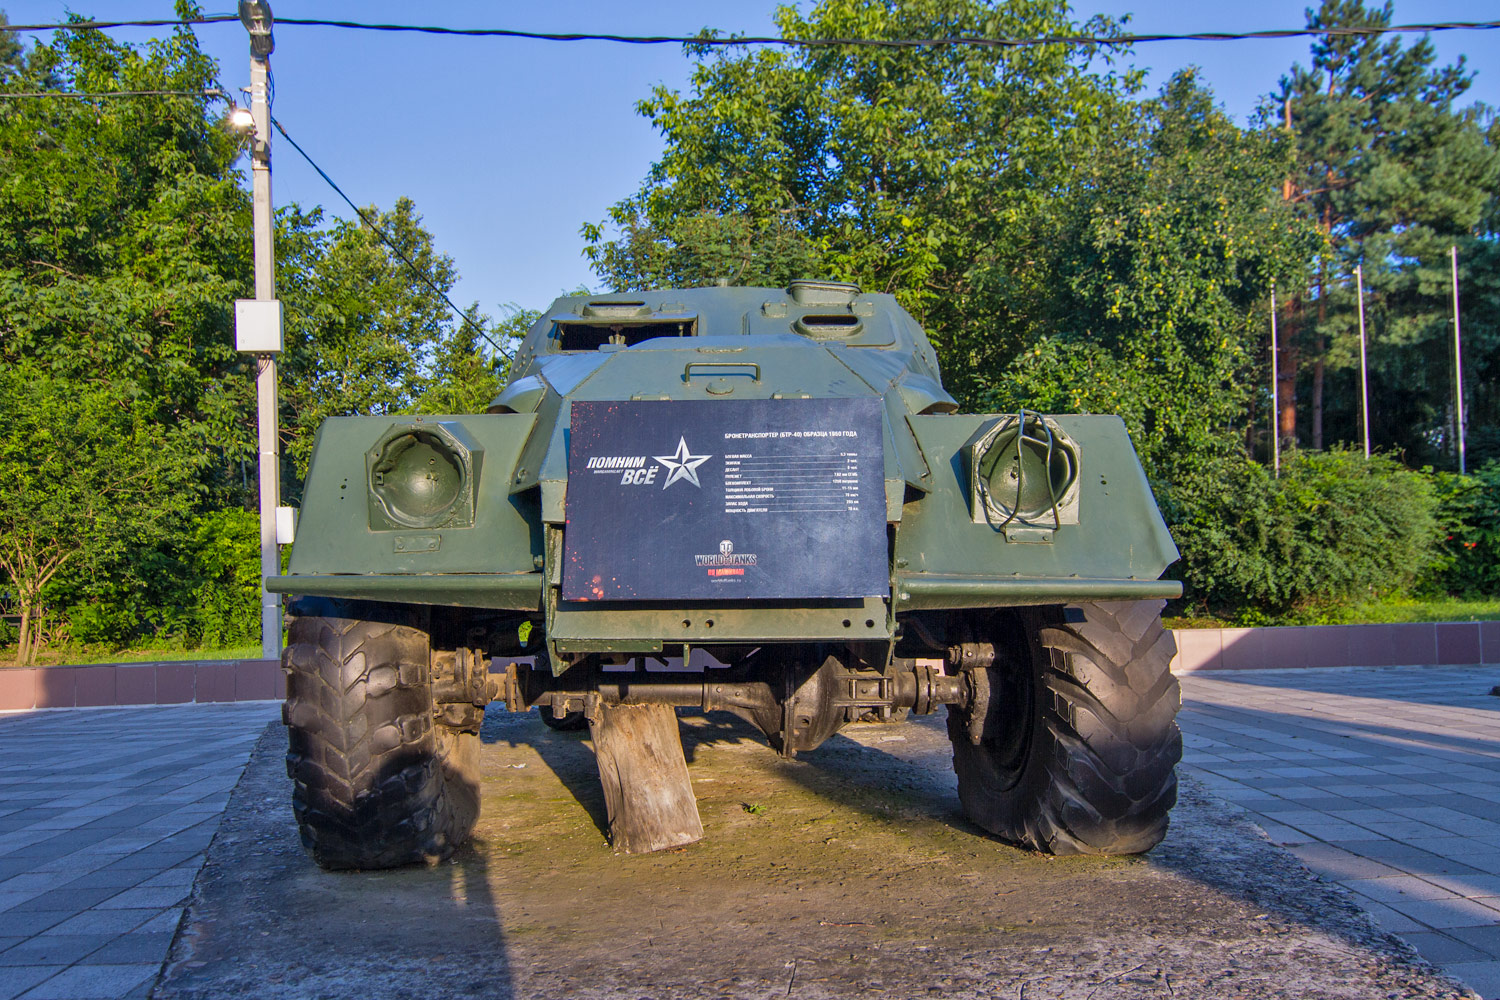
left=0, top=702, right=279, bottom=1000
left=1, top=668, right=1497, bottom=998
left=1181, top=665, right=1500, bottom=1000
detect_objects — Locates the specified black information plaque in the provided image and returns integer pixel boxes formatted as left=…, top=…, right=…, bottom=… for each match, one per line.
left=563, top=397, right=887, bottom=601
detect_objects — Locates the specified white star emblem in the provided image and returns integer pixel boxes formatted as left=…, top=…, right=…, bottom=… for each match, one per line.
left=653, top=437, right=711, bottom=489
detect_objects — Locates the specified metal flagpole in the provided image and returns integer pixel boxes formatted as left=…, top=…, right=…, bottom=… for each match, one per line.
left=1270, top=280, right=1280, bottom=477
left=1451, top=246, right=1466, bottom=475
left=1355, top=264, right=1369, bottom=458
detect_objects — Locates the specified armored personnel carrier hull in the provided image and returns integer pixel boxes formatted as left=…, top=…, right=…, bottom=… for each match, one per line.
left=271, top=281, right=1182, bottom=868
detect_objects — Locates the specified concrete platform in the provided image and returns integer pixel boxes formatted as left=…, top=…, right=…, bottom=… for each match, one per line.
left=2, top=666, right=1496, bottom=998
left=157, top=710, right=1469, bottom=1000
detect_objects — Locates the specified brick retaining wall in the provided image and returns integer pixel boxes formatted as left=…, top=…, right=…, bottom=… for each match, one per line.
left=1172, top=620, right=1500, bottom=672
left=0, top=659, right=282, bottom=712
left=2, top=620, right=1498, bottom=711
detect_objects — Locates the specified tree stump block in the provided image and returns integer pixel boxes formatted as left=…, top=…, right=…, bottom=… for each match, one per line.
left=589, top=702, right=704, bottom=854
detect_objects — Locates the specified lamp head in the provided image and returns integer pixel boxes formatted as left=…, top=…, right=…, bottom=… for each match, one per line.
left=238, top=0, right=275, bottom=59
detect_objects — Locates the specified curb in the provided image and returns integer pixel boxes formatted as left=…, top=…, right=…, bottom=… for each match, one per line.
left=2, top=619, right=1498, bottom=710
left=1171, top=620, right=1500, bottom=673
left=0, top=658, right=282, bottom=712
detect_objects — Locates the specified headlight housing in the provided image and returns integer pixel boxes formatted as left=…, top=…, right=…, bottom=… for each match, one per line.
left=969, top=411, right=1080, bottom=540
left=366, top=420, right=483, bottom=531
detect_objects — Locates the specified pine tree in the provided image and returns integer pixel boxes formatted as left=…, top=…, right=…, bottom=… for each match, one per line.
left=1275, top=0, right=1499, bottom=459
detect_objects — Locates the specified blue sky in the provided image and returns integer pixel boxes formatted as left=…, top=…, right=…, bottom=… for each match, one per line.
left=6, top=2, right=1498, bottom=318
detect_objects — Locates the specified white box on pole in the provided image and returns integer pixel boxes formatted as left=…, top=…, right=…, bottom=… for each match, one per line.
left=235, top=298, right=283, bottom=352
left=275, top=506, right=297, bottom=545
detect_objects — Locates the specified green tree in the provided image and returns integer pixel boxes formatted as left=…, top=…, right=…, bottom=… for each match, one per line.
left=0, top=364, right=197, bottom=663
left=589, top=0, right=1138, bottom=407
left=0, top=12, right=25, bottom=82
left=986, top=72, right=1316, bottom=476
left=415, top=304, right=535, bottom=415
left=592, top=4, right=1315, bottom=482
left=1460, top=118, right=1500, bottom=466
left=0, top=12, right=515, bottom=650
left=582, top=211, right=821, bottom=292
left=0, top=11, right=251, bottom=647
left=1275, top=0, right=1500, bottom=459
left=275, top=198, right=518, bottom=478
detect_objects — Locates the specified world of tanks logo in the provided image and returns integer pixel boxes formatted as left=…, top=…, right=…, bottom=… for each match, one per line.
left=695, top=538, right=757, bottom=578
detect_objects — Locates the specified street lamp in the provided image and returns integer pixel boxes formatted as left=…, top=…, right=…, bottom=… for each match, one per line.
left=232, top=0, right=285, bottom=662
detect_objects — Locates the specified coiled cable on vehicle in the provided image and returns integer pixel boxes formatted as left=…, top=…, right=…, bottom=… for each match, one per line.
left=975, top=409, right=1063, bottom=533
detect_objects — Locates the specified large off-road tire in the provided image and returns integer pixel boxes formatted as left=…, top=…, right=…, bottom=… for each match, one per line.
left=948, top=600, right=1180, bottom=856
left=283, top=598, right=481, bottom=871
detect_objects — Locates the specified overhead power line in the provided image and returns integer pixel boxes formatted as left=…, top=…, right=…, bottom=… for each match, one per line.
left=2, top=15, right=1498, bottom=50
left=268, top=117, right=510, bottom=359
left=0, top=88, right=224, bottom=99
left=1, top=16, right=240, bottom=32
left=266, top=17, right=1500, bottom=48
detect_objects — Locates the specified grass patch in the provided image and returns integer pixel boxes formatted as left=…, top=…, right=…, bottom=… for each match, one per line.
left=1166, top=595, right=1500, bottom=630
left=0, top=643, right=262, bottom=668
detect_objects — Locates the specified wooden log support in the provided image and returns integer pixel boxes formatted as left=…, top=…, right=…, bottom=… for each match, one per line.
left=588, top=701, right=704, bottom=854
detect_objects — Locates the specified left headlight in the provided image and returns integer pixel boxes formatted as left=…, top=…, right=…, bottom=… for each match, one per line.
left=367, top=420, right=483, bottom=531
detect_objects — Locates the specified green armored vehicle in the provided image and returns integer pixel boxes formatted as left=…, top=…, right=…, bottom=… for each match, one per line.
left=271, top=281, right=1182, bottom=870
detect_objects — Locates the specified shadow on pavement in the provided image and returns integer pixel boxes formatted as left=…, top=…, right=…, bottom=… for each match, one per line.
left=154, top=722, right=517, bottom=1000
left=1182, top=669, right=1500, bottom=967
left=485, top=712, right=611, bottom=841
left=158, top=706, right=1476, bottom=999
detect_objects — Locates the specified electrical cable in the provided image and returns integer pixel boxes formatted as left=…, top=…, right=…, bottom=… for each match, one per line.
left=0, top=88, right=223, bottom=99
left=2, top=15, right=1497, bottom=50
left=2, top=16, right=239, bottom=32
left=269, top=116, right=510, bottom=358
left=267, top=17, right=1500, bottom=48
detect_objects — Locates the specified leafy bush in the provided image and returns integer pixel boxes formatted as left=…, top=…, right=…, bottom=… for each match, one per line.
left=33, top=507, right=260, bottom=654
left=178, top=509, right=262, bottom=649
left=65, top=601, right=144, bottom=647
left=1425, top=461, right=1500, bottom=598
left=1161, top=449, right=1440, bottom=619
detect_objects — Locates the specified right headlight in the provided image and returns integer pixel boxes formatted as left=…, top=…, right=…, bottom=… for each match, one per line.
left=970, top=411, right=1080, bottom=536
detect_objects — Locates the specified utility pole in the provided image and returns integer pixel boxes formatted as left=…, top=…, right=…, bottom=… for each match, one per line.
left=234, top=2, right=282, bottom=661
left=1270, top=280, right=1280, bottom=477
left=1276, top=97, right=1299, bottom=450
left=1355, top=264, right=1369, bottom=459
left=1452, top=246, right=1466, bottom=475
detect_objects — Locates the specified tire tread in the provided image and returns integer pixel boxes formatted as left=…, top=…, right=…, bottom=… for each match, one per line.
left=949, top=600, right=1181, bottom=856
left=283, top=603, right=479, bottom=870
